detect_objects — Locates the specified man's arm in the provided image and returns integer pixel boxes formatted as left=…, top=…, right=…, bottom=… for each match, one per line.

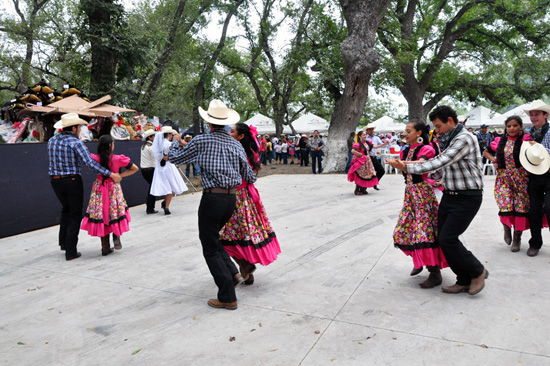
left=405, top=135, right=470, bottom=175
left=74, top=140, right=111, bottom=176
left=168, top=138, right=198, bottom=165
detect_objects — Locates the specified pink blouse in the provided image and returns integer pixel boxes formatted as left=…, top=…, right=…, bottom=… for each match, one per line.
left=490, top=134, right=532, bottom=151
left=90, top=154, right=131, bottom=174
left=401, top=143, right=436, bottom=182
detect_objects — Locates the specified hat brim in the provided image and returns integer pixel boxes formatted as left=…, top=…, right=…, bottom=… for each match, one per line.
left=524, top=106, right=550, bottom=114
left=519, top=142, right=550, bottom=175
left=53, top=118, right=88, bottom=129
left=198, top=106, right=240, bottom=125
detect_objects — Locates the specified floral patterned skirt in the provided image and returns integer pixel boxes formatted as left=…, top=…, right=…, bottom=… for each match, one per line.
left=81, top=179, right=131, bottom=237
left=393, top=181, right=448, bottom=269
left=220, top=187, right=281, bottom=266
left=494, top=169, right=530, bottom=231
left=347, top=155, right=379, bottom=188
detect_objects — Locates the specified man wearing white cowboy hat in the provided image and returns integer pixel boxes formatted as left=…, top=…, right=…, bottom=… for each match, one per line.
left=168, top=99, right=257, bottom=310
left=364, top=125, right=389, bottom=189
left=140, top=129, right=158, bottom=214
left=48, top=113, right=122, bottom=261
left=524, top=100, right=550, bottom=257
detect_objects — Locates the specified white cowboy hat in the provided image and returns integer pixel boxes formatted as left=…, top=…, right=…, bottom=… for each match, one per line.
left=198, top=99, right=240, bottom=125
left=53, top=113, right=88, bottom=129
left=365, top=125, right=375, bottom=130
left=524, top=100, right=550, bottom=114
left=520, top=142, right=550, bottom=175
left=142, top=129, right=157, bottom=140
left=161, top=126, right=178, bottom=135
left=184, top=134, right=192, bottom=139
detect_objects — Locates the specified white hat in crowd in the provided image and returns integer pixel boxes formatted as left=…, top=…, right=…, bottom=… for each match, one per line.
left=54, top=113, right=88, bottom=129
left=520, top=142, right=550, bottom=175
left=524, top=100, right=550, bottom=114
left=198, top=99, right=240, bottom=125
left=142, top=129, right=157, bottom=140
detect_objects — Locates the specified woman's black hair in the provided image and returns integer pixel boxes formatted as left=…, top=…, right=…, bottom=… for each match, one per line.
left=496, top=115, right=524, bottom=168
left=407, top=120, right=430, bottom=145
left=234, top=122, right=261, bottom=171
left=97, top=135, right=113, bottom=171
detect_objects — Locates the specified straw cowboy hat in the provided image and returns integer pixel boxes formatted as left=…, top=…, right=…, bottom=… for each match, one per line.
left=53, top=113, right=88, bottom=129
left=365, top=125, right=376, bottom=130
left=198, top=99, right=240, bottom=125
left=520, top=142, right=550, bottom=175
left=524, top=100, right=550, bottom=114
left=161, top=126, right=178, bottom=135
left=142, top=129, right=157, bottom=140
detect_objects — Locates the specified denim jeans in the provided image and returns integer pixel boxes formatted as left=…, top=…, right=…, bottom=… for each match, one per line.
left=345, top=152, right=353, bottom=173
left=311, top=150, right=323, bottom=173
left=185, top=163, right=200, bottom=177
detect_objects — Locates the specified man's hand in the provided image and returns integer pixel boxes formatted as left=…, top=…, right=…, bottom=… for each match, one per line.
left=386, top=158, right=406, bottom=171
left=173, top=133, right=183, bottom=143
left=110, top=172, right=122, bottom=183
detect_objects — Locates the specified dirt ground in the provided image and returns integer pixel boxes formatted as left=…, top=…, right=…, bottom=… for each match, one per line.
left=178, top=159, right=315, bottom=193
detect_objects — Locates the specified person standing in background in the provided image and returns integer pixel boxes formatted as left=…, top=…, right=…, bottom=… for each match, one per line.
left=140, top=129, right=158, bottom=214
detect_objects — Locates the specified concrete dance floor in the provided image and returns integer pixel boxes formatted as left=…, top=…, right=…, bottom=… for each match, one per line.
left=1, top=174, right=549, bottom=365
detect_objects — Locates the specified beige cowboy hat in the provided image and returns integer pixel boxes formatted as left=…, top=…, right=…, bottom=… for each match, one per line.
left=53, top=113, right=88, bottom=129
left=184, top=134, right=192, bottom=139
left=524, top=100, right=550, bottom=114
left=142, top=129, right=157, bottom=140
left=161, top=126, right=178, bottom=135
left=520, top=142, right=550, bottom=175
left=198, top=99, right=240, bottom=125
left=365, top=125, right=375, bottom=130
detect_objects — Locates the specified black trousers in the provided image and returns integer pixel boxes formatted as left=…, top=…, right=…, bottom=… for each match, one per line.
left=198, top=193, right=238, bottom=302
left=311, top=150, right=323, bottom=174
left=371, top=156, right=385, bottom=181
left=438, top=193, right=484, bottom=286
left=141, top=169, right=156, bottom=212
left=50, top=175, right=84, bottom=257
left=301, top=149, right=310, bottom=166
left=528, top=174, right=550, bottom=249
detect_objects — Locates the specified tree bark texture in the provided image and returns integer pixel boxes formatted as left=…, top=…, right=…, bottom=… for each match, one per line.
left=324, top=0, right=392, bottom=173
left=193, top=0, right=245, bottom=135
left=84, top=0, right=118, bottom=98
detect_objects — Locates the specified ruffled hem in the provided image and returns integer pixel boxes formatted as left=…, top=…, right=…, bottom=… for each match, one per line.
left=397, top=245, right=449, bottom=269
left=500, top=215, right=529, bottom=231
left=223, top=236, right=281, bottom=266
left=81, top=217, right=131, bottom=237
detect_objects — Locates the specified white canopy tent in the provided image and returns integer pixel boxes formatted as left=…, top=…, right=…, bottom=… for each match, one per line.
left=489, top=103, right=533, bottom=128
left=243, top=113, right=291, bottom=134
left=460, top=106, right=502, bottom=128
left=290, top=113, right=330, bottom=133
left=367, top=116, right=406, bottom=133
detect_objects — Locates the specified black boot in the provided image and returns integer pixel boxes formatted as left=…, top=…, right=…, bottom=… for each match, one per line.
left=419, top=266, right=442, bottom=288
left=101, top=236, right=113, bottom=256
left=503, top=224, right=512, bottom=245
left=354, top=185, right=364, bottom=196
left=511, top=230, right=522, bottom=252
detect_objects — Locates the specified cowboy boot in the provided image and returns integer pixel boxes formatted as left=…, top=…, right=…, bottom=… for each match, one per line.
left=361, top=187, right=369, bottom=195
left=113, top=234, right=122, bottom=250
left=354, top=185, right=364, bottom=196
left=511, top=230, right=522, bottom=252
left=233, top=257, right=255, bottom=280
left=410, top=266, right=423, bottom=276
left=419, top=266, right=442, bottom=289
left=101, top=236, right=113, bottom=256
left=503, top=224, right=512, bottom=245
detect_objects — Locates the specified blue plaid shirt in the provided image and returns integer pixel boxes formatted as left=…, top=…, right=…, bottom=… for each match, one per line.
left=168, top=128, right=256, bottom=190
left=542, top=128, right=550, bottom=155
left=48, top=132, right=111, bottom=176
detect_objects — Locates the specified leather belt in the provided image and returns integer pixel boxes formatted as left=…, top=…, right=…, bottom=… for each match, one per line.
left=444, top=189, right=483, bottom=196
left=203, top=188, right=236, bottom=194
left=141, top=167, right=155, bottom=171
left=51, top=174, right=79, bottom=179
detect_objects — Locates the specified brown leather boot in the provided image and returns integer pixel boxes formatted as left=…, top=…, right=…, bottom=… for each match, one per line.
left=503, top=224, right=512, bottom=245
left=113, top=234, right=122, bottom=250
left=511, top=230, right=521, bottom=252
left=419, top=266, right=442, bottom=288
left=354, top=185, right=364, bottom=196
left=361, top=187, right=369, bottom=195
left=101, top=236, right=113, bottom=256
left=410, top=267, right=423, bottom=276
left=233, top=257, right=256, bottom=279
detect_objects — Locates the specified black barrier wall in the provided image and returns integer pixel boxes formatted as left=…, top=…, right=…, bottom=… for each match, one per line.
left=0, top=140, right=149, bottom=238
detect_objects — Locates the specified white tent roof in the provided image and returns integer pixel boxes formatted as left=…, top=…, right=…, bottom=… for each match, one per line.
left=243, top=113, right=291, bottom=134
left=489, top=103, right=532, bottom=127
left=291, top=113, right=329, bottom=133
left=368, top=116, right=406, bottom=133
left=461, top=106, right=502, bottom=128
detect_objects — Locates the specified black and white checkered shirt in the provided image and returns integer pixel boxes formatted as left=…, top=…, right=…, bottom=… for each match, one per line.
left=168, top=128, right=256, bottom=190
left=405, top=127, right=483, bottom=191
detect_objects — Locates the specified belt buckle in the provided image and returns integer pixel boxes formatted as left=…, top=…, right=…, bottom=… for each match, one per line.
left=450, top=191, right=458, bottom=196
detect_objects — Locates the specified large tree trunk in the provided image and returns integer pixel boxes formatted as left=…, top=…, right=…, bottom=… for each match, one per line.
left=84, top=0, right=118, bottom=98
left=324, top=0, right=392, bottom=173
left=193, top=0, right=244, bottom=135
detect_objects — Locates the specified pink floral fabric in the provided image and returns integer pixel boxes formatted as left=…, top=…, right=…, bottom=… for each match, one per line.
left=347, top=142, right=379, bottom=188
left=493, top=136, right=530, bottom=231
left=81, top=154, right=132, bottom=237
left=393, top=145, right=448, bottom=269
left=220, top=183, right=281, bottom=266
